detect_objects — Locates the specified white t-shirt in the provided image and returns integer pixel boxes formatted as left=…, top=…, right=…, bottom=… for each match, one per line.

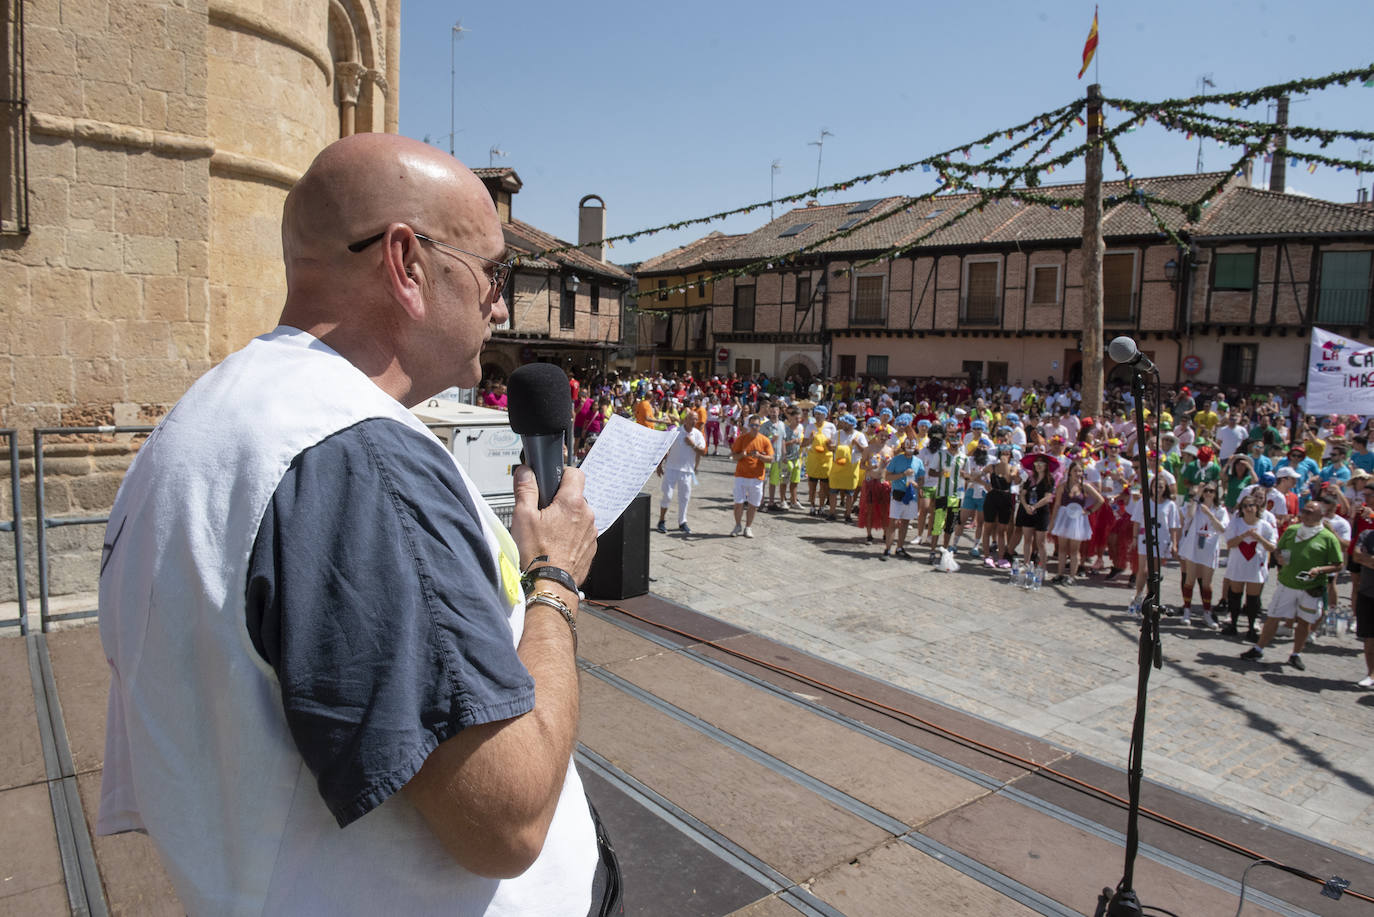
left=963, top=456, right=992, bottom=498
left=1217, top=423, right=1248, bottom=460
left=1223, top=515, right=1279, bottom=583
left=1090, top=456, right=1133, bottom=498
left=663, top=427, right=706, bottom=474
left=1323, top=513, right=1352, bottom=547
left=1182, top=502, right=1229, bottom=564
left=1129, top=498, right=1181, bottom=556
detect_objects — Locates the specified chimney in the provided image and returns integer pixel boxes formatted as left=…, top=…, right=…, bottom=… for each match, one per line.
left=1240, top=158, right=1253, bottom=186
left=578, top=194, right=606, bottom=262
left=1269, top=95, right=1289, bottom=193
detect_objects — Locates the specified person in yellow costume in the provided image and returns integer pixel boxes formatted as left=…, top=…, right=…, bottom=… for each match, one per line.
left=805, top=405, right=836, bottom=514
left=826, top=413, right=868, bottom=522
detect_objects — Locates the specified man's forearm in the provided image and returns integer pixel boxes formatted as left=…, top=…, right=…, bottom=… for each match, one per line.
left=404, top=591, right=580, bottom=879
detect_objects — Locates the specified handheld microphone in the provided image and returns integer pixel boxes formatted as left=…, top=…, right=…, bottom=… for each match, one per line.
left=1108, top=336, right=1157, bottom=375
left=507, top=363, right=573, bottom=509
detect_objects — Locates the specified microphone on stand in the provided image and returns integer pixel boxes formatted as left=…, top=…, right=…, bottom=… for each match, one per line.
left=1108, top=336, right=1157, bottom=375
left=507, top=363, right=573, bottom=509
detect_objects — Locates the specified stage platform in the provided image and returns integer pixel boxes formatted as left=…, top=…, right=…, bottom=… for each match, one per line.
left=2, top=593, right=1371, bottom=915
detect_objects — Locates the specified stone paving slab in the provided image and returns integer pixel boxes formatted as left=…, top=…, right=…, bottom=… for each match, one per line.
left=641, top=455, right=1374, bottom=860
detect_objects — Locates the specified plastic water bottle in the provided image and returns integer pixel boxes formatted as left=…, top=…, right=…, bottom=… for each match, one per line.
left=1031, top=566, right=1043, bottom=591
left=1010, top=560, right=1022, bottom=587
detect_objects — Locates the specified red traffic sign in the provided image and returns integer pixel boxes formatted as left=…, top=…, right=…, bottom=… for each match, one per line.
left=1182, top=354, right=1203, bottom=375
left=717, top=347, right=730, bottom=363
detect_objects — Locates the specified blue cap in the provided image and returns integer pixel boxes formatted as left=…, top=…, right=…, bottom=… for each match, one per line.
left=1007, top=413, right=1019, bottom=423
left=896, top=413, right=914, bottom=427
left=813, top=405, right=829, bottom=416
left=879, top=407, right=894, bottom=418
left=917, top=418, right=932, bottom=429
left=841, top=413, right=857, bottom=426
left=1259, top=472, right=1276, bottom=486
left=865, top=416, right=881, bottom=427
left=971, top=419, right=987, bottom=431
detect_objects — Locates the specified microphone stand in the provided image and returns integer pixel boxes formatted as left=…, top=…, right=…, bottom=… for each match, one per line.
left=1101, top=364, right=1162, bottom=917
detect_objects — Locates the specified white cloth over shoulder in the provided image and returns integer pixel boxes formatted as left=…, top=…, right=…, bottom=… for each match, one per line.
left=97, top=327, right=595, bottom=916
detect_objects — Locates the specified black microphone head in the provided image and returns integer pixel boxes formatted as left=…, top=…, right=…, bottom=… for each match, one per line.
left=1108, top=336, right=1138, bottom=365
left=507, top=363, right=571, bottom=435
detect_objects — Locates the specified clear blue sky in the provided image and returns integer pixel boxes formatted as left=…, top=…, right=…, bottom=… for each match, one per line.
left=398, top=0, right=1374, bottom=265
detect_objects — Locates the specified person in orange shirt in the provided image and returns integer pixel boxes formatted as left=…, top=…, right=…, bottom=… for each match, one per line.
left=730, top=414, right=774, bottom=538
left=634, top=395, right=656, bottom=428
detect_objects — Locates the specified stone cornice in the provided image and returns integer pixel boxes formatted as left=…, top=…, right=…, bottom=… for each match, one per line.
left=208, top=0, right=333, bottom=84
left=30, top=110, right=301, bottom=189
left=209, top=150, right=301, bottom=189
left=29, top=111, right=215, bottom=156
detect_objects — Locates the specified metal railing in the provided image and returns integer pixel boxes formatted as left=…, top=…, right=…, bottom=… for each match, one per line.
left=32, top=425, right=155, bottom=632
left=0, top=429, right=27, bottom=634
left=23, top=422, right=517, bottom=633
left=1314, top=288, right=1370, bottom=325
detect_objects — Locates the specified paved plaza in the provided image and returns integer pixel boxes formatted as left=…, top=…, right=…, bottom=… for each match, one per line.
left=641, top=453, right=1374, bottom=860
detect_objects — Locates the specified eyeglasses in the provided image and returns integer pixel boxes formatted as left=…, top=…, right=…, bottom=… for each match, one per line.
left=348, top=230, right=514, bottom=300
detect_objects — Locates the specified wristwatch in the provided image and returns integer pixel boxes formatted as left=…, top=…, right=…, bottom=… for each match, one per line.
left=522, top=563, right=583, bottom=599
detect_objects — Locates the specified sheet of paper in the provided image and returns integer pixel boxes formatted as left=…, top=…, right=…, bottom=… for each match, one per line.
left=580, top=414, right=677, bottom=534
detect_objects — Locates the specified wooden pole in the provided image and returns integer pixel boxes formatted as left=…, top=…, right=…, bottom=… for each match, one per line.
left=1081, top=84, right=1105, bottom=419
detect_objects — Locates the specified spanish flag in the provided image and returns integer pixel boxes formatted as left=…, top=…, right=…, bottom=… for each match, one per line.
left=1077, top=6, right=1098, bottom=80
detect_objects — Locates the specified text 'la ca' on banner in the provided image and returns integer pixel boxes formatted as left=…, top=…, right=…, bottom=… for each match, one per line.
left=1307, top=326, right=1374, bottom=415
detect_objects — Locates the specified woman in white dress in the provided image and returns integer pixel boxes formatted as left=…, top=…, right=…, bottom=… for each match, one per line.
left=1222, top=494, right=1279, bottom=640
left=1179, top=483, right=1229, bottom=628
left=1049, top=458, right=1103, bottom=585
left=1128, top=475, right=1182, bottom=616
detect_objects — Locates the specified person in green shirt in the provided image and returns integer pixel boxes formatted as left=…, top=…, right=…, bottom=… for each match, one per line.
left=1241, top=500, right=1344, bottom=671
left=1178, top=445, right=1220, bottom=500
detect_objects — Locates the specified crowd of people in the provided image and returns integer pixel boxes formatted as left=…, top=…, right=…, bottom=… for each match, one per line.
left=480, top=368, right=1374, bottom=690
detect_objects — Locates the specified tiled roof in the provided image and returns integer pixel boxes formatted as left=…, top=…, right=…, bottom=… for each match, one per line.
left=504, top=218, right=630, bottom=282
left=636, top=231, right=747, bottom=274
left=473, top=166, right=523, bottom=192
left=635, top=171, right=1374, bottom=274
left=1192, top=187, right=1374, bottom=237
left=711, top=197, right=911, bottom=262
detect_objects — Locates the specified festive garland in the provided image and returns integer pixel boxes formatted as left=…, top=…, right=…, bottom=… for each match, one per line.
left=528, top=100, right=1084, bottom=263
left=600, top=62, right=1374, bottom=311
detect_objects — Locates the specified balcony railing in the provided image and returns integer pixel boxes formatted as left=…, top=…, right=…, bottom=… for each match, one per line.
left=959, top=293, right=1001, bottom=325
left=1104, top=291, right=1137, bottom=323
left=1315, top=288, right=1370, bottom=325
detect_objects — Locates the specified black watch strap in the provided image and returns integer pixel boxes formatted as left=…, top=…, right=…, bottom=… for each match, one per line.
left=523, top=564, right=581, bottom=597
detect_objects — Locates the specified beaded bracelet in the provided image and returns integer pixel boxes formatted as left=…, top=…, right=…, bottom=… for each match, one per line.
left=527, top=589, right=576, bottom=650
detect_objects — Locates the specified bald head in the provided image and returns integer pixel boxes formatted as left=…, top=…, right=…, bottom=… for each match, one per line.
left=282, top=133, right=493, bottom=272
left=278, top=134, right=509, bottom=404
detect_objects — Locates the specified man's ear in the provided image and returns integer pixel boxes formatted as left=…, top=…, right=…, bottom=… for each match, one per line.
left=383, top=223, right=425, bottom=321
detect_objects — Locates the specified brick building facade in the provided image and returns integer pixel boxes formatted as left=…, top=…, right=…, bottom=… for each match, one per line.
left=637, top=173, right=1374, bottom=391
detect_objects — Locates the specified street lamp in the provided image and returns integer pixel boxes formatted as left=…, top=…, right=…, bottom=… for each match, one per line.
left=449, top=20, right=468, bottom=156
left=1163, top=259, right=1179, bottom=287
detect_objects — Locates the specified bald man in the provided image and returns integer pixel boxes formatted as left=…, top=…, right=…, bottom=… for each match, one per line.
left=96, top=135, right=618, bottom=915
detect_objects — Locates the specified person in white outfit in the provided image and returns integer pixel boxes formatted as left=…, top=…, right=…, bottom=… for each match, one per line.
left=1221, top=494, right=1279, bottom=639
left=1178, top=483, right=1229, bottom=627
left=657, top=409, right=707, bottom=534
left=1127, top=475, right=1181, bottom=616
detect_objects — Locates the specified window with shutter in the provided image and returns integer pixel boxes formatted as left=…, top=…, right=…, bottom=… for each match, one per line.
left=853, top=276, right=885, bottom=324
left=1317, top=251, right=1371, bottom=324
left=963, top=260, right=1000, bottom=324
left=1030, top=265, right=1059, bottom=305
left=1103, top=253, right=1135, bottom=321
